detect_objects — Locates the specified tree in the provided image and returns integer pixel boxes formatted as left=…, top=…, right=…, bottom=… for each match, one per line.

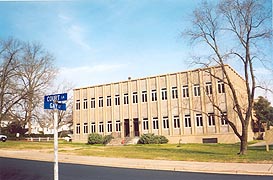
left=1, top=121, right=28, bottom=135
left=254, top=96, right=273, bottom=131
left=184, top=0, right=272, bottom=155
left=0, top=38, right=26, bottom=133
left=0, top=38, right=57, bottom=134
left=17, top=42, right=57, bottom=134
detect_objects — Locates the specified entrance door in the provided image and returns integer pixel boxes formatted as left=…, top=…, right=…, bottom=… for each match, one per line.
left=133, top=118, right=139, bottom=137
left=124, top=119, right=130, bottom=137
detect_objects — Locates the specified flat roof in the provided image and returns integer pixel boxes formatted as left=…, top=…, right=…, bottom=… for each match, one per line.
left=74, top=64, right=244, bottom=91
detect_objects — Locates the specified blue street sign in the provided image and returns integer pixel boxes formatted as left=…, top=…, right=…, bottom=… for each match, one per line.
left=57, top=103, right=66, bottom=111
left=44, top=102, right=53, bottom=109
left=44, top=93, right=67, bottom=103
left=44, top=93, right=67, bottom=111
left=44, top=102, right=67, bottom=111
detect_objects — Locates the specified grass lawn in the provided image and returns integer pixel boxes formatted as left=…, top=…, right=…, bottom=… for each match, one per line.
left=1, top=140, right=272, bottom=163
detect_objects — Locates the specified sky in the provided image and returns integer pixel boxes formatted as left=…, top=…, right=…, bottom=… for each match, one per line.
left=0, top=0, right=272, bottom=102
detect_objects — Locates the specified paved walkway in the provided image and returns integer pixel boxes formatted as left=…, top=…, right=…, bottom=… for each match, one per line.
left=0, top=149, right=272, bottom=176
left=249, top=141, right=273, bottom=147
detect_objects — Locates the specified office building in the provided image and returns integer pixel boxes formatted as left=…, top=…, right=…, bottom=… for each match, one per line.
left=73, top=65, right=251, bottom=143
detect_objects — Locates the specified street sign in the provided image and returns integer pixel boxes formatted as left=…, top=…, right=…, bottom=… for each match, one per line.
left=44, top=93, right=67, bottom=103
left=44, top=102, right=66, bottom=110
left=43, top=93, right=68, bottom=180
left=44, top=93, right=67, bottom=111
left=56, top=103, right=66, bottom=111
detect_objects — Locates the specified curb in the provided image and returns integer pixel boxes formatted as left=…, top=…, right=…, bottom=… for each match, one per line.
left=0, top=150, right=272, bottom=176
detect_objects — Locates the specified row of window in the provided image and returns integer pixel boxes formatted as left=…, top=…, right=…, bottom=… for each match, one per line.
left=76, top=81, right=225, bottom=110
left=76, top=121, right=121, bottom=134
left=75, top=112, right=228, bottom=134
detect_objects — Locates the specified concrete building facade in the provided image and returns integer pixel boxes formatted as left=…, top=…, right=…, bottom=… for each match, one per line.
left=73, top=65, right=250, bottom=143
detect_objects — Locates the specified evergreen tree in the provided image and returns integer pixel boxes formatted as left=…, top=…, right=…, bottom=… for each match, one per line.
left=254, top=96, right=273, bottom=130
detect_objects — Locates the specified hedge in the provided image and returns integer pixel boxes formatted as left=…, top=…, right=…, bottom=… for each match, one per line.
left=87, top=133, right=113, bottom=145
left=138, top=133, right=168, bottom=144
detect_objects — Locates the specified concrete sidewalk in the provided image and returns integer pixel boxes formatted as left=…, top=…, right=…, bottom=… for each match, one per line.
left=0, top=149, right=272, bottom=176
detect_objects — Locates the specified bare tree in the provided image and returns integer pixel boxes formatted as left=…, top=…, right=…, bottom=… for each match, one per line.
left=184, top=0, right=272, bottom=155
left=17, top=42, right=57, bottom=134
left=1, top=38, right=58, bottom=134
left=0, top=38, right=25, bottom=132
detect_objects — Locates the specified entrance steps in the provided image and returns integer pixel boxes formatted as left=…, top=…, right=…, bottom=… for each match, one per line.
left=107, top=137, right=140, bottom=146
left=107, top=137, right=123, bottom=146
left=125, top=137, right=140, bottom=145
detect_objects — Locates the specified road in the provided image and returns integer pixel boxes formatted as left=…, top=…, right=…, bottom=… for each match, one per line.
left=0, top=157, right=272, bottom=180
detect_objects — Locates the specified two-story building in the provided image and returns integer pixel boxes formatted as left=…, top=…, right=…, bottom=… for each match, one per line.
left=73, top=65, right=251, bottom=143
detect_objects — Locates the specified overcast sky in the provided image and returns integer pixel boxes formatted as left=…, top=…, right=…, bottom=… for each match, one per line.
left=0, top=0, right=272, bottom=102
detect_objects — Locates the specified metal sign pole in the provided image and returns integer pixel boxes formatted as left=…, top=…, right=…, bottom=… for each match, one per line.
left=54, top=108, right=59, bottom=180
left=44, top=93, right=67, bottom=180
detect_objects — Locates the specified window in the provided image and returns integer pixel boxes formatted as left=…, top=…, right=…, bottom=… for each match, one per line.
left=208, top=113, right=215, bottom=126
left=107, top=96, right=111, bottom=106
left=76, top=123, right=80, bottom=134
left=151, top=90, right=157, bottom=101
left=115, top=95, right=120, bottom=105
left=124, top=93, right=129, bottom=104
left=142, top=91, right=147, bottom=102
left=218, top=80, right=225, bottom=93
left=99, top=122, right=104, bottom=133
left=152, top=117, right=159, bottom=129
left=184, top=115, right=191, bottom=128
left=182, top=85, right=189, bottom=98
left=172, top=87, right=178, bottom=99
left=132, top=92, right=138, bottom=104
left=173, top=116, right=180, bottom=128
left=76, top=100, right=80, bottom=110
left=99, top=97, right=103, bottom=107
left=161, top=88, right=167, bottom=100
left=84, top=123, right=88, bottom=134
left=221, top=112, right=228, bottom=125
left=107, top=121, right=112, bottom=132
left=205, top=82, right=212, bottom=95
left=83, top=99, right=88, bottom=109
left=91, top=122, right=96, bottom=133
left=196, top=114, right=203, bottom=127
left=162, top=116, right=169, bottom=129
left=115, top=120, right=121, bottom=132
left=91, top=98, right=95, bottom=108
left=143, top=118, right=149, bottom=130
left=193, top=84, right=200, bottom=96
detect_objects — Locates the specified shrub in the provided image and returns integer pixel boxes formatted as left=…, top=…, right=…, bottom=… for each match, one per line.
left=88, top=133, right=103, bottom=144
left=138, top=133, right=154, bottom=144
left=87, top=133, right=113, bottom=145
left=103, top=135, right=113, bottom=145
left=158, top=135, right=169, bottom=144
left=138, top=133, right=168, bottom=144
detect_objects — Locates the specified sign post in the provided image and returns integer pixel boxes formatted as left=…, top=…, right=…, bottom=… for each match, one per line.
left=265, top=129, right=273, bottom=152
left=54, top=107, right=58, bottom=180
left=44, top=93, right=67, bottom=180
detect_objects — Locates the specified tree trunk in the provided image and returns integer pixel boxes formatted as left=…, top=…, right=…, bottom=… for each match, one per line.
left=239, top=128, right=248, bottom=155
left=27, top=93, right=33, bottom=134
left=27, top=108, right=32, bottom=134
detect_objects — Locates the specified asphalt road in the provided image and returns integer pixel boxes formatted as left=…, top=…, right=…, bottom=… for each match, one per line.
left=0, top=157, right=272, bottom=180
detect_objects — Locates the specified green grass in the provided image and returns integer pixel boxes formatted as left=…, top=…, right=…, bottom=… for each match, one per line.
left=1, top=141, right=272, bottom=163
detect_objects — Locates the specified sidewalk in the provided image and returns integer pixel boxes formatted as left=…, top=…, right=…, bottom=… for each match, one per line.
left=0, top=149, right=272, bottom=176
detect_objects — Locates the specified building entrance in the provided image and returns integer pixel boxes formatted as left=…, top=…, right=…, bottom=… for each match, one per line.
left=124, top=119, right=130, bottom=137
left=133, top=118, right=139, bottom=137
